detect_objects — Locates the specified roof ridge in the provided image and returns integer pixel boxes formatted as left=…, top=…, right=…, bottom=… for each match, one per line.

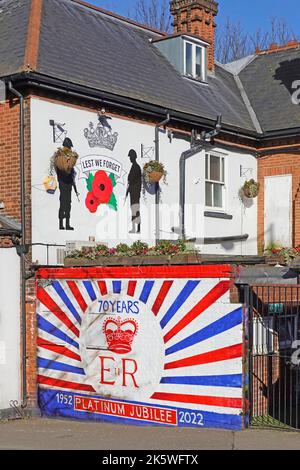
left=256, top=40, right=300, bottom=56
left=216, top=55, right=257, bottom=75
left=23, top=0, right=43, bottom=72
left=233, top=73, right=263, bottom=134
left=71, top=0, right=167, bottom=37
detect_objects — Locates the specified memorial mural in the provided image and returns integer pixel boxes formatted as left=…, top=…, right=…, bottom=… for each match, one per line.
left=31, top=97, right=258, bottom=264
left=31, top=99, right=159, bottom=264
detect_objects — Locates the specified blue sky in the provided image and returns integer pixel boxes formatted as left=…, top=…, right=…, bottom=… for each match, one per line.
left=88, top=0, right=300, bottom=35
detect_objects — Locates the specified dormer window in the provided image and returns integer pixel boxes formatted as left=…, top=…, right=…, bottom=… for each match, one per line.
left=152, top=34, right=209, bottom=83
left=184, top=40, right=207, bottom=81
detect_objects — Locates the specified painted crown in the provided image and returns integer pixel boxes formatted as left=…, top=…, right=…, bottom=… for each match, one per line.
left=103, top=316, right=138, bottom=355
left=84, top=122, right=118, bottom=151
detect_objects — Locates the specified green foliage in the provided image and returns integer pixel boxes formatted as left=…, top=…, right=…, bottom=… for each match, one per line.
left=95, top=244, right=110, bottom=258
left=115, top=243, right=131, bottom=254
left=242, top=179, right=260, bottom=198
left=86, top=172, right=94, bottom=192
left=155, top=240, right=184, bottom=256
left=177, top=239, right=187, bottom=253
left=109, top=173, right=117, bottom=188
left=143, top=160, right=166, bottom=173
left=264, top=243, right=300, bottom=265
left=131, top=241, right=149, bottom=256
left=66, top=240, right=192, bottom=260
left=264, top=242, right=283, bottom=254
left=143, top=160, right=167, bottom=184
left=107, top=192, right=118, bottom=212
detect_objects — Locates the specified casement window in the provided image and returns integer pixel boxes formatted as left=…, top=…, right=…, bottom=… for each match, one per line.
left=205, top=153, right=225, bottom=209
left=184, top=41, right=207, bottom=81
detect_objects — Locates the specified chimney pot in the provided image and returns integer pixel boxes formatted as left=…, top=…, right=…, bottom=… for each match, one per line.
left=287, top=39, right=298, bottom=47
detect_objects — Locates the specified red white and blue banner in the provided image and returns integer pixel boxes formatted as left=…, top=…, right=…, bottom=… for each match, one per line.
left=36, top=266, right=246, bottom=430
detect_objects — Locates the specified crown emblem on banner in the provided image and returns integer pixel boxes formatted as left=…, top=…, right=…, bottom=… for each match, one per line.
left=103, top=317, right=138, bottom=354
left=84, top=120, right=118, bottom=151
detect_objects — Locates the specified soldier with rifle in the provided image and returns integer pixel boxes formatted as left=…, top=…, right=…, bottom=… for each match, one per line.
left=53, top=137, right=79, bottom=231
left=126, top=149, right=142, bottom=234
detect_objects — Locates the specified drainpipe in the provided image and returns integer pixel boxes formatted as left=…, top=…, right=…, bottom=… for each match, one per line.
left=8, top=82, right=27, bottom=409
left=154, top=113, right=170, bottom=244
left=179, top=115, right=222, bottom=240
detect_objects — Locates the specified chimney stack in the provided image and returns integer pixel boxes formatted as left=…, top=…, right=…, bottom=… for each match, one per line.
left=170, top=0, right=218, bottom=71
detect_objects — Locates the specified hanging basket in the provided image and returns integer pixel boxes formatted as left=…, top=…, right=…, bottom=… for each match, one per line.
left=148, top=171, right=164, bottom=184
left=54, top=148, right=78, bottom=174
left=143, top=160, right=167, bottom=185
left=241, top=179, right=260, bottom=199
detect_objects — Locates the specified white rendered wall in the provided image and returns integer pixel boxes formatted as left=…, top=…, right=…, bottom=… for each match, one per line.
left=0, top=248, right=21, bottom=410
left=31, top=98, right=258, bottom=264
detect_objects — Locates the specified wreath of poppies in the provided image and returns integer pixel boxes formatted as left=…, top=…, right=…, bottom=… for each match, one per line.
left=85, top=170, right=118, bottom=213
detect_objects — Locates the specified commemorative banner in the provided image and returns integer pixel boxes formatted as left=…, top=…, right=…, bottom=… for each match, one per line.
left=36, top=266, right=246, bottom=430
left=77, top=155, right=126, bottom=184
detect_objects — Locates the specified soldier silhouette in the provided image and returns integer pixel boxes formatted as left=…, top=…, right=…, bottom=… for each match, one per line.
left=126, top=149, right=142, bottom=234
left=53, top=137, right=79, bottom=231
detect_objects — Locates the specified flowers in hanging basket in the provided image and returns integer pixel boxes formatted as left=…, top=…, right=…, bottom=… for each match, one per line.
left=143, top=161, right=167, bottom=184
left=52, top=147, right=79, bottom=174
left=241, top=179, right=260, bottom=198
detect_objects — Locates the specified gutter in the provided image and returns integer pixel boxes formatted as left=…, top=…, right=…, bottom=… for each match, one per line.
left=7, top=72, right=259, bottom=140
left=258, top=146, right=300, bottom=157
left=5, top=72, right=300, bottom=144
left=8, top=82, right=28, bottom=410
left=0, top=229, right=22, bottom=237
left=259, top=127, right=300, bottom=141
left=154, top=114, right=170, bottom=243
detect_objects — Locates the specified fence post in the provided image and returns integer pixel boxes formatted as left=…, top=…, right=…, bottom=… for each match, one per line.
left=243, top=284, right=253, bottom=427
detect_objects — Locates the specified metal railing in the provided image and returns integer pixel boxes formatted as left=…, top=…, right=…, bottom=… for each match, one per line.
left=248, top=285, right=300, bottom=430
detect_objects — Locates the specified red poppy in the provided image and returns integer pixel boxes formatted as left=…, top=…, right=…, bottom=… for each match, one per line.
left=92, top=171, right=113, bottom=204
left=85, top=191, right=100, bottom=213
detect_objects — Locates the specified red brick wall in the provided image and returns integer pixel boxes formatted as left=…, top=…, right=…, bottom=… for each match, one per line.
left=258, top=153, right=300, bottom=253
left=0, top=97, right=32, bottom=241
left=0, top=96, right=36, bottom=405
left=0, top=99, right=21, bottom=225
left=25, top=278, right=37, bottom=407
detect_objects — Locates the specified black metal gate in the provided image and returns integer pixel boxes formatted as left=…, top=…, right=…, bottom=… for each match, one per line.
left=247, top=285, right=300, bottom=429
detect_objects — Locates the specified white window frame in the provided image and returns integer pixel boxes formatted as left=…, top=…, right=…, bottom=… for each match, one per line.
left=205, top=152, right=226, bottom=211
left=183, top=40, right=207, bottom=81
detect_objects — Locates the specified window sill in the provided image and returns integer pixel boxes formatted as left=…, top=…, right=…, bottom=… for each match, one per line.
left=183, top=75, right=208, bottom=86
left=204, top=211, right=233, bottom=220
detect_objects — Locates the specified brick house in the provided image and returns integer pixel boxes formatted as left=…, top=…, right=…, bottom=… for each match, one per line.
left=0, top=0, right=299, bottom=422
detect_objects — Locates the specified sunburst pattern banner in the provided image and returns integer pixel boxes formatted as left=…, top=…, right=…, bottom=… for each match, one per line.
left=36, top=265, right=246, bottom=430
